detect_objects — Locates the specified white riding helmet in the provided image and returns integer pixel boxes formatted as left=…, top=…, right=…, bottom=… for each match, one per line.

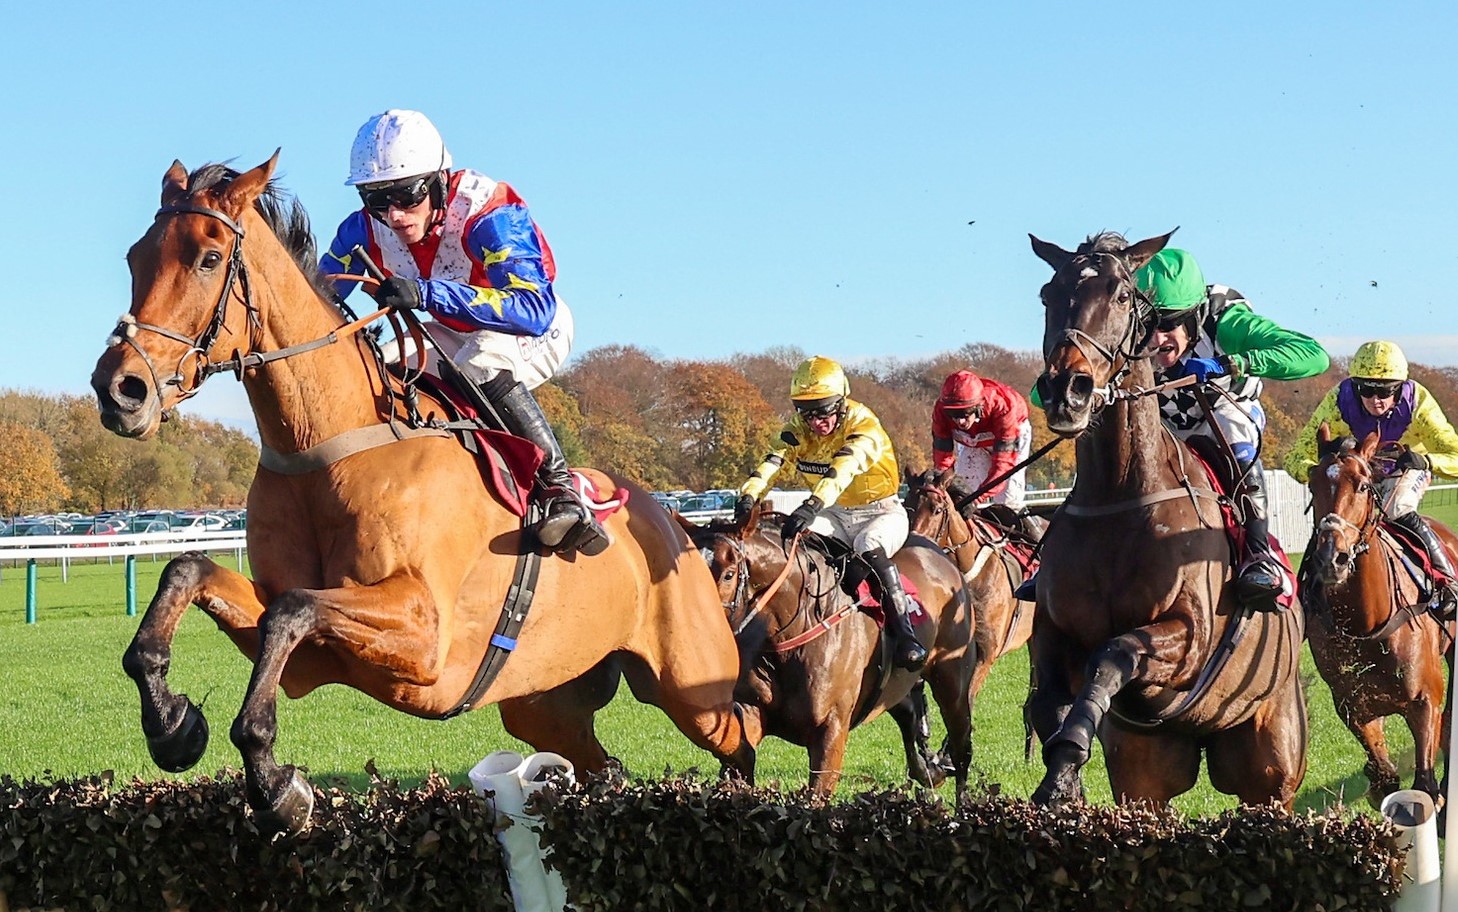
left=345, top=109, right=453, bottom=186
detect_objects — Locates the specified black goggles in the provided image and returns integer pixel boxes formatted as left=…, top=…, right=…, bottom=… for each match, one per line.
left=1154, top=308, right=1199, bottom=333
left=1354, top=379, right=1402, bottom=399
left=795, top=399, right=842, bottom=421
left=358, top=176, right=435, bottom=215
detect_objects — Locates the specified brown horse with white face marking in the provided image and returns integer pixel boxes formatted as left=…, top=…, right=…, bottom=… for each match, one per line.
left=1025, top=229, right=1307, bottom=809
left=685, top=507, right=976, bottom=798
left=1302, top=425, right=1455, bottom=806
left=91, top=154, right=753, bottom=832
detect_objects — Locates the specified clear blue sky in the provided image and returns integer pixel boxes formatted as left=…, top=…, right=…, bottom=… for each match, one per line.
left=3, top=1, right=1454, bottom=430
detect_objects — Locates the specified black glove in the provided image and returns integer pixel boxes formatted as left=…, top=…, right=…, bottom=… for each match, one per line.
left=1396, top=449, right=1430, bottom=473
left=780, top=496, right=823, bottom=546
left=375, top=276, right=424, bottom=313
left=733, top=495, right=756, bottom=525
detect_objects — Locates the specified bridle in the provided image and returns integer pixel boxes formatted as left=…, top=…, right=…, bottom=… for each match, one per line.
left=913, top=483, right=976, bottom=563
left=1314, top=452, right=1381, bottom=575
left=1043, top=250, right=1159, bottom=403
left=107, top=203, right=259, bottom=406
left=107, top=198, right=405, bottom=417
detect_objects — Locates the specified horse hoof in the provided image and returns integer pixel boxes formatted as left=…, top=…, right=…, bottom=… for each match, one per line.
left=146, top=700, right=209, bottom=773
left=258, top=768, right=315, bottom=834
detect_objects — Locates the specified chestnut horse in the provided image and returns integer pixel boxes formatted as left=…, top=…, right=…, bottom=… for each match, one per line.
left=90, top=154, right=753, bottom=832
left=1026, top=229, right=1307, bottom=809
left=904, top=468, right=1036, bottom=701
left=685, top=507, right=975, bottom=798
left=1301, top=425, right=1455, bottom=806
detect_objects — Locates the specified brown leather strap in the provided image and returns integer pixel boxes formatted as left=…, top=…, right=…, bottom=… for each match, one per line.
left=259, top=423, right=451, bottom=475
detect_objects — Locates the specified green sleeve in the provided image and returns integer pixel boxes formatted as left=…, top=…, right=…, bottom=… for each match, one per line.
left=1213, top=302, right=1329, bottom=380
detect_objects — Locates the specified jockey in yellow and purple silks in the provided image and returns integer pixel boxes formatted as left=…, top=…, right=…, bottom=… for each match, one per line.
left=734, top=355, right=927, bottom=671
left=319, top=109, right=606, bottom=558
left=1284, top=340, right=1458, bottom=615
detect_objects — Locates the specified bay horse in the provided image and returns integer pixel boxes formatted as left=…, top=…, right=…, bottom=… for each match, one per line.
left=90, top=154, right=754, bottom=832
left=684, top=506, right=976, bottom=798
left=1026, top=229, right=1307, bottom=809
left=904, top=467, right=1036, bottom=701
left=1301, top=424, right=1455, bottom=806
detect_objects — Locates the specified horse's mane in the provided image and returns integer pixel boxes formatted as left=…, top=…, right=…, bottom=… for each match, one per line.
left=186, top=164, right=336, bottom=305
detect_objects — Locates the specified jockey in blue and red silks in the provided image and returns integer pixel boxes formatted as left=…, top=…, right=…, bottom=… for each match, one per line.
left=319, top=109, right=607, bottom=557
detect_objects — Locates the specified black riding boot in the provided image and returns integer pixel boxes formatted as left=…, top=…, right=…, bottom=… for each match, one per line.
left=1235, top=460, right=1283, bottom=612
left=1395, top=511, right=1458, bottom=619
left=866, top=546, right=928, bottom=671
left=482, top=375, right=609, bottom=556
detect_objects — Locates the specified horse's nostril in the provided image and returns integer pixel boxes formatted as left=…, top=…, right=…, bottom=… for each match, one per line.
left=1069, top=374, right=1094, bottom=400
left=112, top=374, right=149, bottom=410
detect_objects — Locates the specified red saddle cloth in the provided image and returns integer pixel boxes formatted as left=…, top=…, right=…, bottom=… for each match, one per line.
left=854, top=574, right=928, bottom=628
left=422, top=377, right=630, bottom=522
left=1382, top=521, right=1455, bottom=587
left=1193, top=452, right=1298, bottom=610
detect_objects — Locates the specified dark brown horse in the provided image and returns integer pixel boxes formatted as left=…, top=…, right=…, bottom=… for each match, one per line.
left=684, top=506, right=976, bottom=798
left=1302, top=425, right=1455, bottom=806
left=903, top=468, right=1035, bottom=701
left=90, top=154, right=754, bottom=832
left=1026, top=229, right=1307, bottom=808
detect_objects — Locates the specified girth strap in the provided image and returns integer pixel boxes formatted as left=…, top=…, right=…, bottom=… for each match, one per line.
left=439, top=505, right=546, bottom=719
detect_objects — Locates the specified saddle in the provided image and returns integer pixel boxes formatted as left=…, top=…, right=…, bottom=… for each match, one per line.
left=1380, top=520, right=1455, bottom=590
left=409, top=372, right=629, bottom=523
left=796, top=532, right=927, bottom=629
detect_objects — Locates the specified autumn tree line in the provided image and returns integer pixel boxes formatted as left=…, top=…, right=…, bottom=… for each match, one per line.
left=5, top=343, right=1456, bottom=517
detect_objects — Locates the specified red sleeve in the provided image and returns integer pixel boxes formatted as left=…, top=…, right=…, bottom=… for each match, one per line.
left=980, top=382, right=1029, bottom=497
left=931, top=403, right=956, bottom=471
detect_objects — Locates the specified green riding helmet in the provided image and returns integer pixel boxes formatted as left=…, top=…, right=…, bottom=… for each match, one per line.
left=1135, top=249, right=1208, bottom=331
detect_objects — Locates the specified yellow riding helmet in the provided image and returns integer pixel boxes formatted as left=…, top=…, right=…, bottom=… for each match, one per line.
left=1349, top=341, right=1408, bottom=381
left=790, top=355, right=850, bottom=401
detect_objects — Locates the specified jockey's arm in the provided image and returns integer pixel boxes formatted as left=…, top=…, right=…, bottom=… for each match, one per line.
left=741, top=434, right=795, bottom=501
left=809, top=409, right=893, bottom=507
left=1213, top=302, right=1330, bottom=380
left=318, top=212, right=371, bottom=300
left=421, top=208, right=557, bottom=335
left=1411, top=385, right=1458, bottom=480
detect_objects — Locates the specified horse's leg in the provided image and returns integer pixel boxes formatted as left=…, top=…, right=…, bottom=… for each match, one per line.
left=1340, top=709, right=1399, bottom=805
left=1026, top=623, right=1083, bottom=804
left=1102, top=727, right=1199, bottom=804
left=1206, top=679, right=1308, bottom=811
left=121, top=552, right=269, bottom=773
left=498, top=656, right=622, bottom=774
left=230, top=572, right=443, bottom=833
left=887, top=686, right=942, bottom=788
left=925, top=655, right=975, bottom=802
left=1406, top=686, right=1444, bottom=802
left=1033, top=625, right=1187, bottom=807
left=806, top=716, right=851, bottom=796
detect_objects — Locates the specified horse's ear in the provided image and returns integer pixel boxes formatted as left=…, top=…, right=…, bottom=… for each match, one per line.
left=1029, top=234, right=1073, bottom=271
left=1121, top=228, right=1179, bottom=272
left=1317, top=422, right=1332, bottom=446
left=671, top=511, right=699, bottom=537
left=162, top=160, right=188, bottom=204
left=935, top=466, right=957, bottom=488
left=742, top=499, right=761, bottom=537
left=218, top=148, right=280, bottom=218
left=1358, top=431, right=1381, bottom=458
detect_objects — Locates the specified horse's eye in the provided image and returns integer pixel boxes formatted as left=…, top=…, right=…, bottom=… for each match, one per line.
left=200, top=250, right=223, bottom=270
left=1117, top=289, right=1130, bottom=303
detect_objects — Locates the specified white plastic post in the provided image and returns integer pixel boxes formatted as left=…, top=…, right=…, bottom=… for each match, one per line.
left=519, top=752, right=576, bottom=912
left=469, top=750, right=554, bottom=912
left=1383, top=789, right=1440, bottom=912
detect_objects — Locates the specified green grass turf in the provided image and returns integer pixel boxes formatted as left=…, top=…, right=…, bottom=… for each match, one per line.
left=3, top=496, right=1455, bottom=816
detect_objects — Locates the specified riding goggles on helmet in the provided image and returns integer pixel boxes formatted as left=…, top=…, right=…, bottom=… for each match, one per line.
left=1354, top=379, right=1403, bottom=399
left=944, top=405, right=984, bottom=422
left=359, top=175, right=435, bottom=216
left=794, top=397, right=843, bottom=421
left=1154, top=307, right=1200, bottom=334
